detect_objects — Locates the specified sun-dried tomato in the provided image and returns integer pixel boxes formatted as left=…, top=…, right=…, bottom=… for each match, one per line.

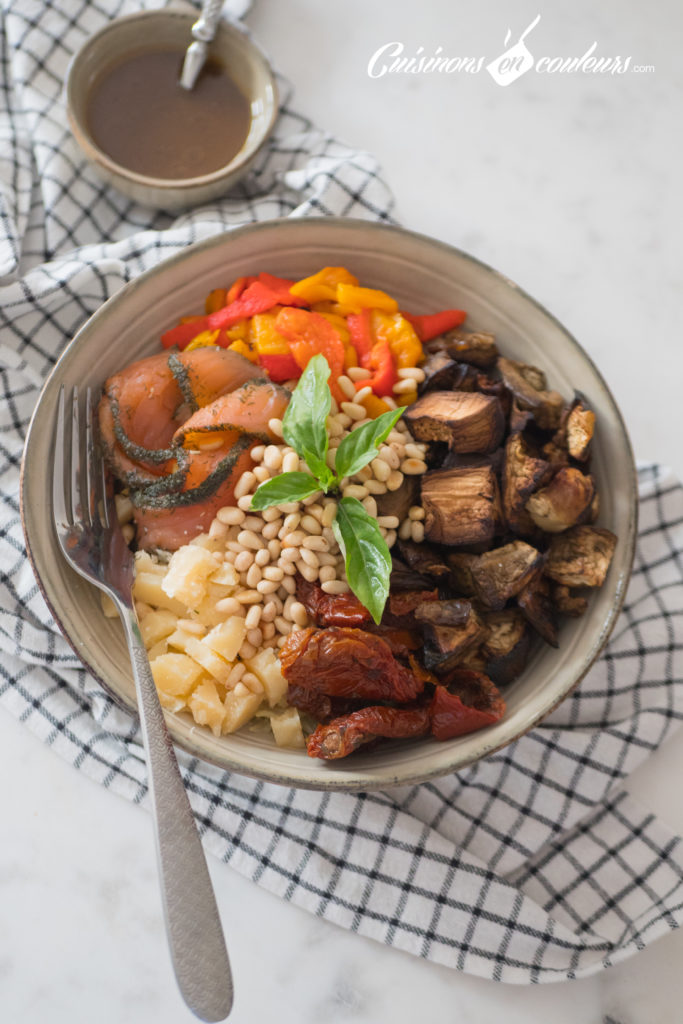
left=295, top=575, right=371, bottom=628
left=279, top=627, right=425, bottom=705
left=429, top=669, right=505, bottom=740
left=307, top=705, right=431, bottom=759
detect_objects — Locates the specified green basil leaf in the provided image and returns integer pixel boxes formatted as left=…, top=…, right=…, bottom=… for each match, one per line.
left=282, top=354, right=334, bottom=488
left=332, top=497, right=393, bottom=624
left=250, top=472, right=322, bottom=511
left=333, top=407, right=405, bottom=482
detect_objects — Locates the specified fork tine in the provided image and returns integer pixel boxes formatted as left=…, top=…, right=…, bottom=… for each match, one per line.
left=69, top=386, right=82, bottom=526
left=85, top=386, right=111, bottom=530
left=53, top=386, right=69, bottom=528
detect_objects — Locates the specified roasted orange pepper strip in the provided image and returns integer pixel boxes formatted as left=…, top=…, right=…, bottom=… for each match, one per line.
left=274, top=307, right=345, bottom=403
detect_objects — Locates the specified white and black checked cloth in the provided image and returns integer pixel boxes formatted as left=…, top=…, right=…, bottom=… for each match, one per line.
left=2, top=0, right=683, bottom=985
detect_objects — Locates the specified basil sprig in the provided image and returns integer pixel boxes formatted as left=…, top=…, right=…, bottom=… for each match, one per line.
left=250, top=354, right=404, bottom=622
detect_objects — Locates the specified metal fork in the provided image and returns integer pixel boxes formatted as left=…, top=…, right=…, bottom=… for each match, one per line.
left=53, top=386, right=233, bottom=1022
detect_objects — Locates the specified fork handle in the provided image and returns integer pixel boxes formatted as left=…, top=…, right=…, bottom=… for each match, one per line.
left=120, top=606, right=233, bottom=1022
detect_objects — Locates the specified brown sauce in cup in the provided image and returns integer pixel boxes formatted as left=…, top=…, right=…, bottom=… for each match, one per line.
left=86, top=49, right=251, bottom=180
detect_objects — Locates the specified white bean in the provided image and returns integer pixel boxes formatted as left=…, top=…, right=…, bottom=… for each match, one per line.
left=227, top=662, right=246, bottom=687
left=354, top=385, right=373, bottom=403
left=290, top=602, right=308, bottom=627
left=237, top=494, right=254, bottom=511
left=377, top=515, right=400, bottom=529
left=300, top=514, right=322, bottom=535
left=402, top=458, right=428, bottom=475
left=408, top=505, right=425, bottom=521
left=363, top=496, right=378, bottom=518
left=257, top=579, right=280, bottom=595
left=318, top=565, right=336, bottom=584
left=234, top=550, right=254, bottom=573
left=253, top=465, right=270, bottom=482
left=299, top=547, right=319, bottom=569
left=236, top=590, right=262, bottom=605
left=267, top=539, right=282, bottom=560
left=268, top=418, right=284, bottom=438
left=397, top=366, right=426, bottom=382
left=365, top=478, right=388, bottom=495
left=239, top=641, right=257, bottom=660
left=341, top=401, right=366, bottom=421
left=282, top=451, right=300, bottom=474
left=321, top=579, right=350, bottom=595
left=263, top=445, right=283, bottom=471
left=399, top=518, right=413, bottom=540
left=245, top=604, right=262, bottom=630
left=234, top=471, right=256, bottom=499
left=262, top=520, right=281, bottom=540
left=238, top=529, right=264, bottom=550
left=338, top=375, right=356, bottom=400
left=297, top=561, right=319, bottom=583
left=216, top=506, right=245, bottom=526
left=246, top=564, right=262, bottom=588
left=343, top=484, right=369, bottom=500
left=347, top=366, right=371, bottom=381
left=302, top=535, right=329, bottom=552
left=386, top=469, right=404, bottom=491
left=280, top=574, right=296, bottom=594
left=208, top=519, right=228, bottom=539
left=247, top=628, right=263, bottom=648
left=404, top=443, right=425, bottom=460
left=250, top=444, right=266, bottom=463
left=261, top=601, right=278, bottom=623
left=254, top=548, right=271, bottom=567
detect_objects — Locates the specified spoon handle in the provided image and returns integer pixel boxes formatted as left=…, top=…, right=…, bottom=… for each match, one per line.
left=122, top=606, right=233, bottom=1021
left=179, top=0, right=224, bottom=90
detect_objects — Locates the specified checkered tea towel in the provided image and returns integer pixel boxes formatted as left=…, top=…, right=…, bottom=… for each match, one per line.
left=2, top=0, right=683, bottom=985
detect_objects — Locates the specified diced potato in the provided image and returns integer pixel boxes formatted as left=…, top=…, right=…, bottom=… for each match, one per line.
left=222, top=688, right=263, bottom=734
left=147, top=639, right=169, bottom=661
left=167, top=629, right=232, bottom=685
left=157, top=690, right=186, bottom=713
left=134, top=551, right=167, bottom=576
left=269, top=707, right=306, bottom=749
left=189, top=678, right=227, bottom=737
left=161, top=546, right=220, bottom=608
left=189, top=533, right=225, bottom=555
left=150, top=652, right=204, bottom=698
left=244, top=648, right=288, bottom=707
left=139, top=609, right=178, bottom=648
left=100, top=592, right=118, bottom=618
left=133, top=572, right=186, bottom=615
left=209, top=563, right=239, bottom=588
left=203, top=617, right=247, bottom=663
left=193, top=596, right=231, bottom=628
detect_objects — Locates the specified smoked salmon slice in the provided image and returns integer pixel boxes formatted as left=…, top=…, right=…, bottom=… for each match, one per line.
left=133, top=436, right=257, bottom=551
left=174, top=379, right=291, bottom=448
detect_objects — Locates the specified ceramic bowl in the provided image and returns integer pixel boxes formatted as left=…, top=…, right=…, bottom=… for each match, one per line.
left=20, top=218, right=638, bottom=790
left=65, top=9, right=278, bottom=210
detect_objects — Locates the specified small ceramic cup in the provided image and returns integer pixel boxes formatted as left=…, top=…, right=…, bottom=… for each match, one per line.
left=65, top=9, right=278, bottom=210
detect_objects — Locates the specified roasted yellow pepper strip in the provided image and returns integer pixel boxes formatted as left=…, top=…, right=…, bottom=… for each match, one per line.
left=250, top=310, right=289, bottom=354
left=335, top=283, right=399, bottom=315
left=369, top=310, right=423, bottom=369
left=205, top=288, right=227, bottom=314
left=290, top=266, right=359, bottom=305
left=184, top=329, right=221, bottom=351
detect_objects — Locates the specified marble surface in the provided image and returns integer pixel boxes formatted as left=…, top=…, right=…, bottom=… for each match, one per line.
left=3, top=1, right=682, bottom=1021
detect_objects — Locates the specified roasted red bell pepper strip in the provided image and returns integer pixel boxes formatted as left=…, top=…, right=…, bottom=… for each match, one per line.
left=362, top=339, right=396, bottom=397
left=161, top=276, right=309, bottom=350
left=430, top=670, right=505, bottom=740
left=346, top=308, right=373, bottom=365
left=161, top=317, right=210, bottom=349
left=307, top=705, right=431, bottom=759
left=226, top=274, right=257, bottom=304
left=402, top=309, right=467, bottom=342
left=257, top=351, right=302, bottom=382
